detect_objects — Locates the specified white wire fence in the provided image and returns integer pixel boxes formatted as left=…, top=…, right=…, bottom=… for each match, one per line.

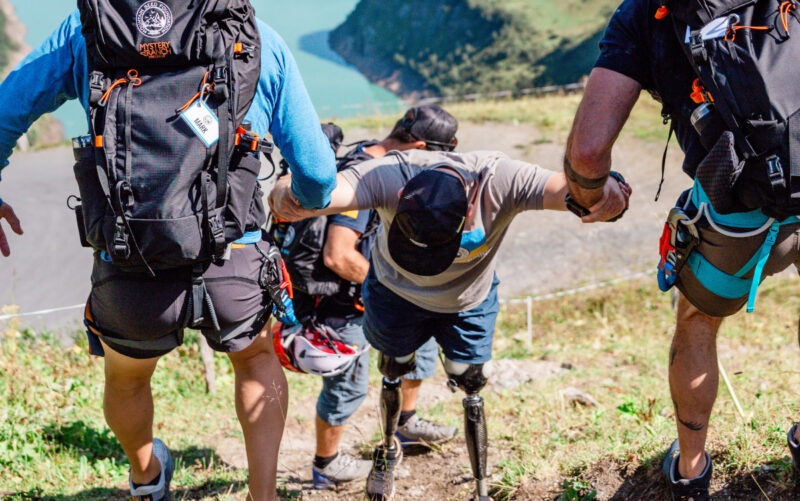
left=0, top=269, right=655, bottom=333
left=314, top=81, right=586, bottom=117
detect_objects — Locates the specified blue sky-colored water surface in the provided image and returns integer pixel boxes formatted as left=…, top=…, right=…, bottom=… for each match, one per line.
left=8, top=0, right=403, bottom=138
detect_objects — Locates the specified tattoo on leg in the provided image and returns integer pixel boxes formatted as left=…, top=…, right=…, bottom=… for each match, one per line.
left=673, top=400, right=705, bottom=432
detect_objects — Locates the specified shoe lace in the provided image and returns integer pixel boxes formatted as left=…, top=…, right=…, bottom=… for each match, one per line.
left=336, top=454, right=357, bottom=469
left=411, top=416, right=438, bottom=432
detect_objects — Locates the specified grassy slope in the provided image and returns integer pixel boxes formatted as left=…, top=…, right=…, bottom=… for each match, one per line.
left=335, top=92, right=667, bottom=143
left=331, top=0, right=620, bottom=95
left=3, top=274, right=800, bottom=500
left=0, top=7, right=15, bottom=73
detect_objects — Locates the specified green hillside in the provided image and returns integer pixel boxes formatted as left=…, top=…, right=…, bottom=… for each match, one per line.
left=0, top=8, right=17, bottom=73
left=329, top=0, right=620, bottom=96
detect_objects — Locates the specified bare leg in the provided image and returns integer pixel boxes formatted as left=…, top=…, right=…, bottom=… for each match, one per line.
left=669, top=293, right=723, bottom=479
left=400, top=379, right=423, bottom=412
left=796, top=317, right=800, bottom=443
left=227, top=323, right=287, bottom=501
left=315, top=416, right=346, bottom=458
left=101, top=341, right=161, bottom=485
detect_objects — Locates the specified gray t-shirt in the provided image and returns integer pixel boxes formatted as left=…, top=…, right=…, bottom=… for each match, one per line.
left=339, top=149, right=553, bottom=313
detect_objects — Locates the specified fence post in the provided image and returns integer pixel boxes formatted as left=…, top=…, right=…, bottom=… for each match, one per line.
left=526, top=296, right=533, bottom=345
left=199, top=337, right=217, bottom=394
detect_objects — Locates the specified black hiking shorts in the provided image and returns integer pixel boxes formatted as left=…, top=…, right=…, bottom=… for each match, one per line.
left=84, top=238, right=274, bottom=359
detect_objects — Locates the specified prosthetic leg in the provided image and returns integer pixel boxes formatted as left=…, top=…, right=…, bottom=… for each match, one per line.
left=446, top=360, right=490, bottom=500
left=366, top=353, right=417, bottom=500
left=378, top=352, right=417, bottom=445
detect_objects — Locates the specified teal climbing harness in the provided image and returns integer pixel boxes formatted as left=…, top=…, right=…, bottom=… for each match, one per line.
left=659, top=181, right=799, bottom=312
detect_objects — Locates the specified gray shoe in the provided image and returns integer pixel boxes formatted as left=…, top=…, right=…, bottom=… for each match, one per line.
left=396, top=414, right=458, bottom=446
left=129, top=438, right=174, bottom=501
left=312, top=453, right=372, bottom=489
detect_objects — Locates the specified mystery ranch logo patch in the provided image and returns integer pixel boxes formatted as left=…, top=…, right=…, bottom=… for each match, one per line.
left=136, top=1, right=173, bottom=38
left=139, top=41, right=172, bottom=59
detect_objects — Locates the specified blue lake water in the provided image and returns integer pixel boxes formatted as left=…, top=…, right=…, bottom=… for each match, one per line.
left=8, top=1, right=403, bottom=138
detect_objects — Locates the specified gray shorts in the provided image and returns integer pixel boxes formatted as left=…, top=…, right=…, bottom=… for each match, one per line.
left=676, top=216, right=800, bottom=318
left=85, top=240, right=273, bottom=359
left=316, top=316, right=439, bottom=426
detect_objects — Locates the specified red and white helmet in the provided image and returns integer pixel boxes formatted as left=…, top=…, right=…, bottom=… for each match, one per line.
left=272, top=321, right=368, bottom=377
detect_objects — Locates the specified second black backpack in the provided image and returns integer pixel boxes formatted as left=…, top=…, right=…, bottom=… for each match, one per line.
left=279, top=141, right=380, bottom=297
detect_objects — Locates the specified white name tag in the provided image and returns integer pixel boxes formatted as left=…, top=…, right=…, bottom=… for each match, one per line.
left=181, top=100, right=219, bottom=147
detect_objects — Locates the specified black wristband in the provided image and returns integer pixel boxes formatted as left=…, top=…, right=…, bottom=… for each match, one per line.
left=564, top=160, right=609, bottom=190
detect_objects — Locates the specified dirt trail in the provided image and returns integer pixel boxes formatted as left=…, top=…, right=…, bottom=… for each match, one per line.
left=213, top=361, right=567, bottom=500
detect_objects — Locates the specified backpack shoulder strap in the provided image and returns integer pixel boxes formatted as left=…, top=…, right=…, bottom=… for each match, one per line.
left=356, top=210, right=381, bottom=244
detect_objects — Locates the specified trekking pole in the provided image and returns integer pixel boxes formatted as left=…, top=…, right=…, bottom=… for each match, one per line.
left=718, top=359, right=747, bottom=421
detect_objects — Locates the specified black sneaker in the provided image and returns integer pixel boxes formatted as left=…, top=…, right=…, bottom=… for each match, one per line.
left=788, top=424, right=800, bottom=469
left=663, top=439, right=712, bottom=501
left=365, top=439, right=403, bottom=500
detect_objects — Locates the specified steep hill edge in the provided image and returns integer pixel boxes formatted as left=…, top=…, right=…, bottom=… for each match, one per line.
left=329, top=0, right=618, bottom=98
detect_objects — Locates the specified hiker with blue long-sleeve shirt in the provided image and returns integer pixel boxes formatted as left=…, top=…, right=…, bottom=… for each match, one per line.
left=0, top=3, right=336, bottom=500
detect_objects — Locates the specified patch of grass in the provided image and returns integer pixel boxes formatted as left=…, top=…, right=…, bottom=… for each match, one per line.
left=332, top=91, right=668, bottom=145
left=0, top=327, right=321, bottom=500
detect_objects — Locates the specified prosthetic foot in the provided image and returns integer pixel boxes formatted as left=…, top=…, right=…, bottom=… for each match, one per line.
left=366, top=353, right=416, bottom=500
left=464, top=394, right=489, bottom=499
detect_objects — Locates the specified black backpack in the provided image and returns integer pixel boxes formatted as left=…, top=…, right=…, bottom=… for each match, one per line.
left=74, top=0, right=270, bottom=274
left=666, top=0, right=800, bottom=218
left=279, top=142, right=380, bottom=297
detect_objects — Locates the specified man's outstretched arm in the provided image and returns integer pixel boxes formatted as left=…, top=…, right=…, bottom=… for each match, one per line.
left=269, top=173, right=359, bottom=221
left=564, top=68, right=641, bottom=222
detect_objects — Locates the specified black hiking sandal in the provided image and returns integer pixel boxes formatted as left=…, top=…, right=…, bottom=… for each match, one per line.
left=663, top=440, right=712, bottom=501
left=787, top=424, right=800, bottom=470
left=365, top=439, right=403, bottom=500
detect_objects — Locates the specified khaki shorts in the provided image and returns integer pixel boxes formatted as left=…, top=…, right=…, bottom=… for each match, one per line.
left=676, top=217, right=800, bottom=318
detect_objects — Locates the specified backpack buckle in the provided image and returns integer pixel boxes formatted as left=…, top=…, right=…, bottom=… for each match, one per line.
left=689, top=32, right=708, bottom=63
left=233, top=43, right=255, bottom=58
left=89, top=72, right=105, bottom=105
left=767, top=155, right=787, bottom=190
left=213, top=67, right=229, bottom=100
left=259, top=139, right=274, bottom=155
left=208, top=214, right=227, bottom=259
left=111, top=218, right=131, bottom=260
left=235, top=126, right=268, bottom=153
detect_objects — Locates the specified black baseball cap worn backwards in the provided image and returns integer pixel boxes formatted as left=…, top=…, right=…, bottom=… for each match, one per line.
left=400, top=105, right=459, bottom=152
left=388, top=169, right=468, bottom=276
